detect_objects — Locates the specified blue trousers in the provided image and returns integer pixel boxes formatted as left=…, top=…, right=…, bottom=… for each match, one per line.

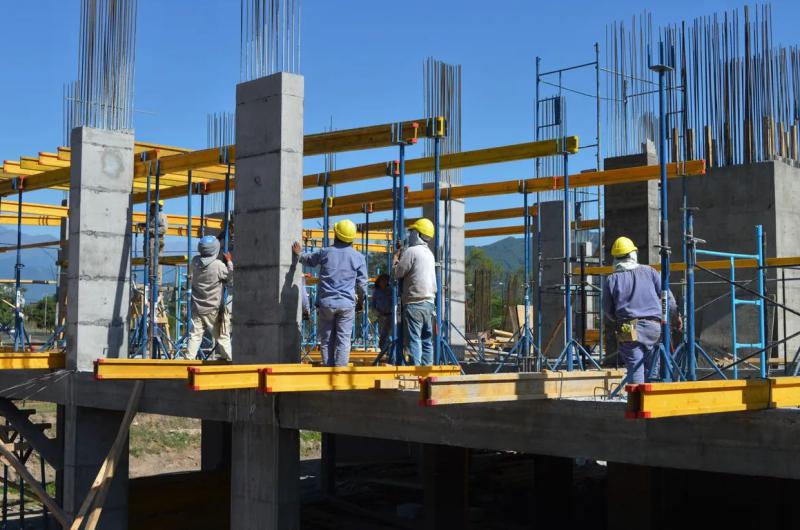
left=377, top=314, right=392, bottom=356
left=404, top=301, right=434, bottom=366
left=318, top=305, right=354, bottom=367
left=618, top=319, right=662, bottom=384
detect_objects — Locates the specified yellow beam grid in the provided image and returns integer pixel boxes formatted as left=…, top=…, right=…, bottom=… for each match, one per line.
left=0, top=352, right=64, bottom=370
left=465, top=219, right=601, bottom=239
left=94, top=358, right=228, bottom=380
left=420, top=369, right=625, bottom=406
left=261, top=365, right=462, bottom=393
left=624, top=377, right=800, bottom=419
left=303, top=159, right=706, bottom=220
left=578, top=255, right=800, bottom=275
left=0, top=118, right=444, bottom=199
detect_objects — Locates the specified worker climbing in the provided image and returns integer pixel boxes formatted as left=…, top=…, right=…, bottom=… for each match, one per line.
left=292, top=219, right=368, bottom=367
left=603, top=236, right=680, bottom=384
left=186, top=235, right=233, bottom=360
left=393, top=218, right=437, bottom=366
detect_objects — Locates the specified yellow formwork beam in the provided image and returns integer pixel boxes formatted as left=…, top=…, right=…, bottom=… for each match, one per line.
left=261, top=365, right=461, bottom=393
left=0, top=352, right=64, bottom=370
left=579, top=256, right=800, bottom=275
left=420, top=369, right=624, bottom=406
left=188, top=363, right=317, bottom=391
left=93, top=358, right=227, bottom=380
left=465, top=219, right=601, bottom=239
left=303, top=136, right=580, bottom=188
left=301, top=228, right=393, bottom=242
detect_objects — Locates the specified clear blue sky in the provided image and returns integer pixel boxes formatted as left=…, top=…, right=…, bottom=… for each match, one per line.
left=2, top=0, right=799, bottom=245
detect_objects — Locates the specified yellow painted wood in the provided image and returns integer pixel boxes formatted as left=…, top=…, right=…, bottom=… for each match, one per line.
left=93, top=358, right=226, bottom=380
left=261, top=365, right=460, bottom=393
left=0, top=352, right=64, bottom=370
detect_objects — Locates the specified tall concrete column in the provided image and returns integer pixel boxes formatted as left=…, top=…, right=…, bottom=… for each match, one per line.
left=533, top=200, right=566, bottom=358
left=422, top=185, right=466, bottom=357
left=231, top=72, right=304, bottom=529
left=62, top=127, right=135, bottom=528
left=603, top=141, right=659, bottom=265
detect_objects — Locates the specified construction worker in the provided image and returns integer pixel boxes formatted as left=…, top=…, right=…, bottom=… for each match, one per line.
left=393, top=218, right=437, bottom=365
left=292, top=219, right=368, bottom=367
left=371, top=273, right=392, bottom=355
left=147, top=200, right=168, bottom=287
left=603, top=236, right=680, bottom=384
left=187, top=235, right=233, bottom=360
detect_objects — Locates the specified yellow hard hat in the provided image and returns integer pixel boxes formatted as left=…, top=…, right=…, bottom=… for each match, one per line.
left=409, top=218, right=435, bottom=240
left=158, top=199, right=164, bottom=207
left=333, top=219, right=357, bottom=243
left=611, top=236, right=637, bottom=258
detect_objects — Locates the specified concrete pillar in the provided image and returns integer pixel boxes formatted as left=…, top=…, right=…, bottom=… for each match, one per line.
left=201, top=420, right=231, bottom=471
left=422, top=185, right=466, bottom=357
left=66, top=127, right=134, bottom=371
left=422, top=444, right=468, bottom=529
left=62, top=127, right=135, bottom=528
left=603, top=141, right=659, bottom=265
left=533, top=200, right=566, bottom=357
left=231, top=72, right=304, bottom=529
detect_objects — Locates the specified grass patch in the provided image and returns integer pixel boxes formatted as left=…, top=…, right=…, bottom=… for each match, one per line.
left=129, top=415, right=200, bottom=458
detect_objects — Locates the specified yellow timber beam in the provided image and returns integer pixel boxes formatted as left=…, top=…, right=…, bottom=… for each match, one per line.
left=188, top=364, right=315, bottom=391
left=261, top=365, right=461, bottom=393
left=130, top=255, right=189, bottom=267
left=0, top=279, right=56, bottom=285
left=301, top=228, right=393, bottom=242
left=465, top=219, right=601, bottom=239
left=420, top=369, right=624, bottom=406
left=303, top=136, right=580, bottom=188
left=579, top=255, right=800, bottom=275
left=0, top=352, right=64, bottom=370
left=93, top=358, right=227, bottom=380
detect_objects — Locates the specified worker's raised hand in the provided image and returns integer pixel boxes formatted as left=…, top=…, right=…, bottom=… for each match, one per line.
left=223, top=252, right=233, bottom=263
left=292, top=242, right=302, bottom=256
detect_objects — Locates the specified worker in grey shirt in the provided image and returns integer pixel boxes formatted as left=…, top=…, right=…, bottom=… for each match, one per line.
left=187, top=236, right=233, bottom=360
left=603, top=236, right=680, bottom=383
left=393, top=218, right=437, bottom=365
left=292, top=219, right=367, bottom=367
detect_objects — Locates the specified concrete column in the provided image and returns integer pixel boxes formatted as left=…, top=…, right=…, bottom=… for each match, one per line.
left=61, top=127, right=134, bottom=529
left=532, top=455, right=572, bottom=525
left=533, top=200, right=565, bottom=357
left=201, top=420, right=231, bottom=471
left=66, top=127, right=134, bottom=371
left=231, top=72, right=304, bottom=529
left=422, top=185, right=466, bottom=357
left=422, top=444, right=468, bottom=529
left=603, top=141, right=659, bottom=265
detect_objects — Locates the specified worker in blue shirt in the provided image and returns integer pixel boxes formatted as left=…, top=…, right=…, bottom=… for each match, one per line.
left=370, top=274, right=392, bottom=356
left=292, top=219, right=368, bottom=367
left=603, top=236, right=681, bottom=384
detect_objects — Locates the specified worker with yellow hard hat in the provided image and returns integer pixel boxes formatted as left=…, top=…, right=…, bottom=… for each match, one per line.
left=393, top=217, right=437, bottom=365
left=292, top=219, right=367, bottom=367
left=146, top=199, right=169, bottom=288
left=603, top=236, right=680, bottom=384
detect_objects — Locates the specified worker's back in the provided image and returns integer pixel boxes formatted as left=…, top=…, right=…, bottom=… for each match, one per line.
left=394, top=243, right=436, bottom=304
left=604, top=265, right=662, bottom=321
left=191, top=256, right=230, bottom=314
left=312, top=241, right=367, bottom=309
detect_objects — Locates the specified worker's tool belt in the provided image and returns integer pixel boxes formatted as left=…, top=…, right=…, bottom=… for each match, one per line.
left=615, top=316, right=660, bottom=343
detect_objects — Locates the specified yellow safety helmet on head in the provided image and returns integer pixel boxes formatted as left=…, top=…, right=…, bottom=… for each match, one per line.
left=611, top=236, right=637, bottom=258
left=409, top=217, right=435, bottom=240
left=334, top=219, right=357, bottom=243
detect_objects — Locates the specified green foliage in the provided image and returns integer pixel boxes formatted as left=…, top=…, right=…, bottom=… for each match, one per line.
left=26, top=294, right=57, bottom=330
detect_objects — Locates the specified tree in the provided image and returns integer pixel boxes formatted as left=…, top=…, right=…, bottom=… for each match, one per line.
left=26, top=295, right=56, bottom=331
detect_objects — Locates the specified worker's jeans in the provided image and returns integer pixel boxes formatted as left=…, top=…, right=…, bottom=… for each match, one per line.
left=377, top=313, right=392, bottom=356
left=618, top=319, right=662, bottom=384
left=404, top=301, right=434, bottom=366
left=187, top=308, right=232, bottom=361
left=318, top=305, right=355, bottom=367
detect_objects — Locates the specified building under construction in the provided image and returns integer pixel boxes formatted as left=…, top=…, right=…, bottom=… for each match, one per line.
left=1, top=1, right=800, bottom=528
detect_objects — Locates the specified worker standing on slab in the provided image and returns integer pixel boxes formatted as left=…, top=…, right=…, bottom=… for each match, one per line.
left=187, top=235, right=233, bottom=361
left=148, top=199, right=168, bottom=287
left=292, top=219, right=368, bottom=367
left=603, top=236, right=680, bottom=384
left=393, top=218, right=437, bottom=366
left=371, top=273, right=392, bottom=356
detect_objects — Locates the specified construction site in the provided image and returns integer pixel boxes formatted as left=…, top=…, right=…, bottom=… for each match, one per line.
left=2, top=0, right=800, bottom=528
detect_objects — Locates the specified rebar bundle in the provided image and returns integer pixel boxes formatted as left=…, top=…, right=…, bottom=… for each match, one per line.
left=240, top=0, right=301, bottom=81
left=423, top=57, right=462, bottom=186
left=206, top=112, right=235, bottom=214
left=76, top=0, right=137, bottom=131
left=62, top=81, right=80, bottom=146
left=605, top=4, right=800, bottom=166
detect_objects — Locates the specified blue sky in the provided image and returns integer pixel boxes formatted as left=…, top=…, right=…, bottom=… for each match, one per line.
left=2, top=0, right=799, bottom=246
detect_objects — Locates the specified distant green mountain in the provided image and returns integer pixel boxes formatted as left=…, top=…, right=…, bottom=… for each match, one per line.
left=467, top=236, right=525, bottom=274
